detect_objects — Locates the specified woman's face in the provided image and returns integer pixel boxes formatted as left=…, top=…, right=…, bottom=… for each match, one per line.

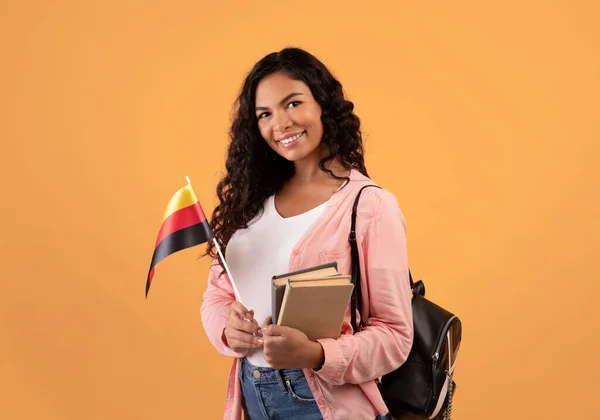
left=255, top=72, right=324, bottom=164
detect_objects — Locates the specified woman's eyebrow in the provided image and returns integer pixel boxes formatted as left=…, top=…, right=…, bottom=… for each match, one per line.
left=256, top=92, right=304, bottom=111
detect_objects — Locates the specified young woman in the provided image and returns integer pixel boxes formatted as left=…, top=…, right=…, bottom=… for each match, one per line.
left=200, top=47, right=413, bottom=420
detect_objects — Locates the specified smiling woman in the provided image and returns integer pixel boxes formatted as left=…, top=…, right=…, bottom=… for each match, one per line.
left=200, top=48, right=412, bottom=420
left=208, top=47, right=368, bottom=246
left=255, top=75, right=324, bottom=162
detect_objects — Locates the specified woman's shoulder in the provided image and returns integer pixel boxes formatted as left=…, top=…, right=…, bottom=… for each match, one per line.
left=358, top=188, right=404, bottom=228
left=346, top=169, right=402, bottom=211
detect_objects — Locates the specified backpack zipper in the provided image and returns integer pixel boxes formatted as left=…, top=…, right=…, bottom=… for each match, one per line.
left=428, top=315, right=458, bottom=411
left=432, top=315, right=458, bottom=366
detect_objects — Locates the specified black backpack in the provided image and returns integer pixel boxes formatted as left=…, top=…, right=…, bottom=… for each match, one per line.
left=349, top=185, right=462, bottom=420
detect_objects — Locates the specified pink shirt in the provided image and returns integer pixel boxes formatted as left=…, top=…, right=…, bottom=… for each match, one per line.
left=200, top=169, right=414, bottom=420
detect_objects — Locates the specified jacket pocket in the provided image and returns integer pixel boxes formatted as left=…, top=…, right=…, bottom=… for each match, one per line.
left=318, top=245, right=352, bottom=275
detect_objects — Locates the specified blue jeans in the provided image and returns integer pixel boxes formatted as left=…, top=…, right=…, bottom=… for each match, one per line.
left=239, top=358, right=392, bottom=420
left=239, top=358, right=322, bottom=419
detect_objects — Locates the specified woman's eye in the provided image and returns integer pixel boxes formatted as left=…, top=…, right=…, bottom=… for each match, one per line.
left=287, top=101, right=301, bottom=109
left=257, top=112, right=270, bottom=119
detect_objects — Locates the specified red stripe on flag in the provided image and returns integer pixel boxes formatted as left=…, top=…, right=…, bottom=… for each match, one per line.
left=146, top=267, right=155, bottom=295
left=155, top=202, right=208, bottom=246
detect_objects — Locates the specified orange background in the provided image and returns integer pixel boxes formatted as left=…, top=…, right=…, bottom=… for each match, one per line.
left=1, top=1, right=599, bottom=419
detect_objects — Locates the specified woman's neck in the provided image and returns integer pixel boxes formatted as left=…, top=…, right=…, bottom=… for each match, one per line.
left=291, top=157, right=349, bottom=184
left=291, top=143, right=349, bottom=184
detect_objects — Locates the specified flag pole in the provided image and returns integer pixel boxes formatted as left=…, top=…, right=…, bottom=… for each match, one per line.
left=212, top=238, right=242, bottom=303
left=186, top=176, right=243, bottom=303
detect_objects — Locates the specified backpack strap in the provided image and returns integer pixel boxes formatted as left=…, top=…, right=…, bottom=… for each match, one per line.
left=349, top=184, right=415, bottom=333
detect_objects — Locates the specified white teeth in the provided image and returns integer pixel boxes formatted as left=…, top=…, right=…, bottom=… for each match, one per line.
left=280, top=132, right=303, bottom=144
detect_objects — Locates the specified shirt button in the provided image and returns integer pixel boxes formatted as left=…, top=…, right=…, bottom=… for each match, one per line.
left=252, top=370, right=261, bottom=379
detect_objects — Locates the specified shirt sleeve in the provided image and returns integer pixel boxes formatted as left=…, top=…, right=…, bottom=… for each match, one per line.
left=200, top=256, right=247, bottom=358
left=314, top=189, right=414, bottom=385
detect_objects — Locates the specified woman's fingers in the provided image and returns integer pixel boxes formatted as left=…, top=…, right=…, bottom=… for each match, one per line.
left=230, top=301, right=255, bottom=322
left=248, top=310, right=259, bottom=326
left=226, top=328, right=263, bottom=349
left=227, top=316, right=262, bottom=336
left=225, top=302, right=264, bottom=351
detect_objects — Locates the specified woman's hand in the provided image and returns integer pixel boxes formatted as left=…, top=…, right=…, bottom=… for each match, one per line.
left=223, top=302, right=263, bottom=354
left=262, top=316, right=325, bottom=369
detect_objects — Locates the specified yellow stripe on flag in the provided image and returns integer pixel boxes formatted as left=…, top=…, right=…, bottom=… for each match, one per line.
left=161, top=184, right=199, bottom=222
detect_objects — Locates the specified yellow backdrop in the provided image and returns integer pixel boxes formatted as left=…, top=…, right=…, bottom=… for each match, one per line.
left=2, top=1, right=599, bottom=419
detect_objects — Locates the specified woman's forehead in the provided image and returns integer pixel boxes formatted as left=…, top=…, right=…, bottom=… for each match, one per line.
left=255, top=73, right=312, bottom=104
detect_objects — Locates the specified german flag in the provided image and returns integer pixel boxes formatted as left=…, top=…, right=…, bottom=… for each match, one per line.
left=146, top=180, right=213, bottom=297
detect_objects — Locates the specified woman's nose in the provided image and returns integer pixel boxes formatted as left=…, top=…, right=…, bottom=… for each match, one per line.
left=273, top=110, right=292, bottom=132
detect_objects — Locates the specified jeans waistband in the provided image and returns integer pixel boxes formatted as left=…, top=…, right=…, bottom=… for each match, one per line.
left=240, top=358, right=306, bottom=385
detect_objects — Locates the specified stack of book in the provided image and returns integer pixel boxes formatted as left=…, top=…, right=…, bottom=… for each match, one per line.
left=271, top=262, right=354, bottom=341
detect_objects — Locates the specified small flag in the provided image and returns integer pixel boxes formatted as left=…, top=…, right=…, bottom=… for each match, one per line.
left=146, top=180, right=213, bottom=297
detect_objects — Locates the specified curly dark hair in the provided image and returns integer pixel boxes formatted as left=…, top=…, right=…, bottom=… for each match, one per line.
left=206, top=47, right=368, bottom=267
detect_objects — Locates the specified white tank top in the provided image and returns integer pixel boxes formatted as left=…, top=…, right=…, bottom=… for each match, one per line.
left=225, top=194, right=327, bottom=367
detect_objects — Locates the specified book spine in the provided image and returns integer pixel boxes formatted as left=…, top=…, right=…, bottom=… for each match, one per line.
left=271, top=283, right=286, bottom=324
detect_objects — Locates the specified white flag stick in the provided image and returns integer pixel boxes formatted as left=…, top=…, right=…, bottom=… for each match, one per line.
left=212, top=238, right=242, bottom=303
left=185, top=176, right=243, bottom=304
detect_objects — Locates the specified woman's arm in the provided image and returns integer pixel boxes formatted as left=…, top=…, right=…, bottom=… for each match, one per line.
left=314, top=189, right=414, bottom=385
left=200, top=257, right=248, bottom=358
